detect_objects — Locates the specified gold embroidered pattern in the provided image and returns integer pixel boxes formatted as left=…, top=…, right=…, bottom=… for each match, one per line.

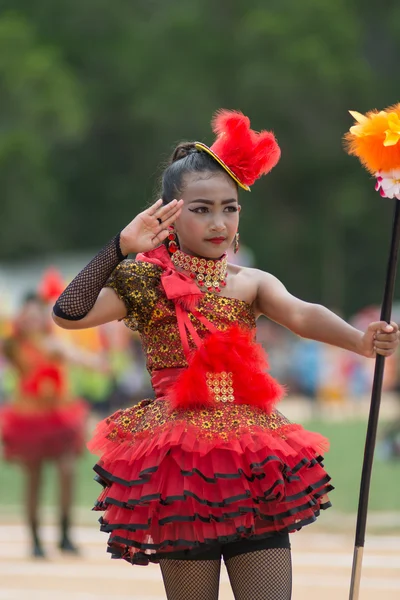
left=206, top=372, right=234, bottom=403
left=102, top=258, right=290, bottom=445
left=105, top=260, right=161, bottom=331
left=106, top=400, right=293, bottom=444
left=105, top=259, right=256, bottom=374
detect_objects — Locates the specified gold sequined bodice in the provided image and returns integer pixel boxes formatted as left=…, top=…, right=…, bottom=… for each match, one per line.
left=105, top=260, right=256, bottom=373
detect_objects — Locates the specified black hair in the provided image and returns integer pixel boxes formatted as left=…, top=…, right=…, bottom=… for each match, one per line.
left=161, top=142, right=237, bottom=205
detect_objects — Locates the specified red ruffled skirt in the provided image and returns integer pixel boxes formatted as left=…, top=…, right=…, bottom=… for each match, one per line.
left=0, top=399, right=88, bottom=463
left=89, top=402, right=332, bottom=565
left=88, top=327, right=333, bottom=565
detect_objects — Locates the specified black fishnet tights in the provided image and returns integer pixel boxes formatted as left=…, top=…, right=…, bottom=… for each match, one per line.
left=226, top=548, right=292, bottom=600
left=160, top=548, right=292, bottom=600
left=53, top=234, right=126, bottom=320
left=160, top=559, right=221, bottom=600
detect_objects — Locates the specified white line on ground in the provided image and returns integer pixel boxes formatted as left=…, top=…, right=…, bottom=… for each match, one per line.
left=2, top=525, right=400, bottom=550
left=0, top=561, right=399, bottom=591
left=0, top=575, right=399, bottom=595
left=0, top=593, right=165, bottom=600
left=292, top=552, right=400, bottom=569
left=293, top=574, right=400, bottom=591
left=0, top=550, right=399, bottom=570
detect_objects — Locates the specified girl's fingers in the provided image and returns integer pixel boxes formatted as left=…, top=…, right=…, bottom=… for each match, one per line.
left=375, top=333, right=398, bottom=342
left=160, top=208, right=182, bottom=229
left=374, top=341, right=398, bottom=349
left=151, top=228, right=170, bottom=246
left=375, top=348, right=395, bottom=357
left=154, top=199, right=183, bottom=221
left=155, top=214, right=182, bottom=237
left=147, top=198, right=163, bottom=216
left=145, top=199, right=183, bottom=239
left=153, top=207, right=182, bottom=234
left=152, top=199, right=175, bottom=218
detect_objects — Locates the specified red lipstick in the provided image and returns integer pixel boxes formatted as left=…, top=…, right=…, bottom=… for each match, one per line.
left=206, top=237, right=226, bottom=244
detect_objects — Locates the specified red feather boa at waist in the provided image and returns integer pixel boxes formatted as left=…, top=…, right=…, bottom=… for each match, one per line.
left=165, top=325, right=285, bottom=411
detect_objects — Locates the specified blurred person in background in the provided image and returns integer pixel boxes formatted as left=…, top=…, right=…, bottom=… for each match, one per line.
left=0, top=271, right=108, bottom=559
left=0, top=292, right=88, bottom=557
left=52, top=110, right=399, bottom=600
left=98, top=324, right=152, bottom=415
left=289, top=338, right=321, bottom=400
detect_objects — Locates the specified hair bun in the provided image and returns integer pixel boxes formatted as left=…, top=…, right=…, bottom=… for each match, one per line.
left=171, top=142, right=197, bottom=164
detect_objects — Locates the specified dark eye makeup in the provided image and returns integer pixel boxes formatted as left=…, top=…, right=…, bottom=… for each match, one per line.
left=189, top=206, right=238, bottom=214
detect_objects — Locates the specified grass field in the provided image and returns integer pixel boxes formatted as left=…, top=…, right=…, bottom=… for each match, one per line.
left=1, top=419, right=400, bottom=514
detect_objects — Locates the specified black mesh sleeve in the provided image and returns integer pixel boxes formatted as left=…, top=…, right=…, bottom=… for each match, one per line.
left=53, top=233, right=127, bottom=321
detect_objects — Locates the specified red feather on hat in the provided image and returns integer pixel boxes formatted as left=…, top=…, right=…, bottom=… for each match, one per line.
left=210, top=110, right=281, bottom=187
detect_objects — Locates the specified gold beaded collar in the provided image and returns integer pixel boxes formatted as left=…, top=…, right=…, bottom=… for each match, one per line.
left=171, top=250, right=228, bottom=293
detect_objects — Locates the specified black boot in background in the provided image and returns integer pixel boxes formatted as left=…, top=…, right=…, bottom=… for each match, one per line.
left=30, top=520, right=46, bottom=558
left=58, top=514, right=79, bottom=554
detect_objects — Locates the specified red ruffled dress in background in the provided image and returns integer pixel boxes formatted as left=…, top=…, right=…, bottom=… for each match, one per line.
left=88, top=245, right=333, bottom=565
left=1, top=342, right=88, bottom=463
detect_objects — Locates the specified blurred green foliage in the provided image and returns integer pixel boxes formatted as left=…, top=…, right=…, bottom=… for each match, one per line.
left=1, top=1, right=400, bottom=315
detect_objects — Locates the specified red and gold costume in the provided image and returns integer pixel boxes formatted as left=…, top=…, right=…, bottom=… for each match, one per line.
left=88, top=245, right=333, bottom=565
left=1, top=338, right=87, bottom=463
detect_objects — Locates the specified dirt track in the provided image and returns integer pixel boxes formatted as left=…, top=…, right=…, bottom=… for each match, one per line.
left=1, top=522, right=399, bottom=599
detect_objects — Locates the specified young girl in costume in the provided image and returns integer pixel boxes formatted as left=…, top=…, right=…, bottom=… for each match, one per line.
left=1, top=291, right=88, bottom=558
left=53, top=110, right=399, bottom=600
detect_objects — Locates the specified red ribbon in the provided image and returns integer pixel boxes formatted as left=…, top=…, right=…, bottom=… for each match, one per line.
left=136, top=246, right=216, bottom=358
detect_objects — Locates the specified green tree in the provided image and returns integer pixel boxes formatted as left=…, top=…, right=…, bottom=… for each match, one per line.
left=1, top=1, right=399, bottom=314
left=0, top=12, right=86, bottom=256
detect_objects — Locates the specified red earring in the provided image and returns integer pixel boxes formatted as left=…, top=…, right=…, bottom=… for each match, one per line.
left=234, top=232, right=240, bottom=254
left=168, top=226, right=178, bottom=254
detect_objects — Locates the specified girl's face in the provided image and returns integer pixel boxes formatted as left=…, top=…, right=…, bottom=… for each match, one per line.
left=174, top=171, right=241, bottom=258
left=16, top=300, right=48, bottom=336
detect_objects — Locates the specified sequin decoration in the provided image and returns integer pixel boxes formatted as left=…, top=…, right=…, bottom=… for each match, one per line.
left=206, top=372, right=234, bottom=403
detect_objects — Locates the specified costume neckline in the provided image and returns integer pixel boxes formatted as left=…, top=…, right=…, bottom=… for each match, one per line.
left=203, top=291, right=255, bottom=314
left=138, top=245, right=255, bottom=316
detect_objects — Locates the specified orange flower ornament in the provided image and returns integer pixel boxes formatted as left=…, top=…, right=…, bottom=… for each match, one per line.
left=345, top=103, right=400, bottom=199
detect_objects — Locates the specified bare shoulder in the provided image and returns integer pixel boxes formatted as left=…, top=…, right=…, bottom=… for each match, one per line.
left=228, top=266, right=288, bottom=316
left=250, top=267, right=285, bottom=288
left=229, top=265, right=281, bottom=286
left=226, top=264, right=264, bottom=307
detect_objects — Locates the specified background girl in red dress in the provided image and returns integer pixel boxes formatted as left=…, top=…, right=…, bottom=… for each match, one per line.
left=1, top=292, right=88, bottom=558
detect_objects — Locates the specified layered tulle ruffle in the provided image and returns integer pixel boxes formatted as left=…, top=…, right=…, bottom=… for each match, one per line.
left=0, top=399, right=88, bottom=462
left=88, top=399, right=333, bottom=565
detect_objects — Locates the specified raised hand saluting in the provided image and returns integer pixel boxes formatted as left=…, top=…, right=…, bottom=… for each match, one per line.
left=119, top=198, right=184, bottom=255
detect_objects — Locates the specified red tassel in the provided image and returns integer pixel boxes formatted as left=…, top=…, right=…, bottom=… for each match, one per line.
left=176, top=294, right=203, bottom=312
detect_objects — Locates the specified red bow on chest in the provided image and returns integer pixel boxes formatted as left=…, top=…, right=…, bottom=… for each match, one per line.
left=136, top=246, right=216, bottom=358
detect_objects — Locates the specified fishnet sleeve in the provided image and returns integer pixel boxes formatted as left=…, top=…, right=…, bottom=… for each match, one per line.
left=53, top=234, right=127, bottom=321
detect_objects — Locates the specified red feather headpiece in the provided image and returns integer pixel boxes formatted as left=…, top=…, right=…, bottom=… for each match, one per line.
left=38, top=267, right=65, bottom=303
left=195, top=109, right=281, bottom=191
